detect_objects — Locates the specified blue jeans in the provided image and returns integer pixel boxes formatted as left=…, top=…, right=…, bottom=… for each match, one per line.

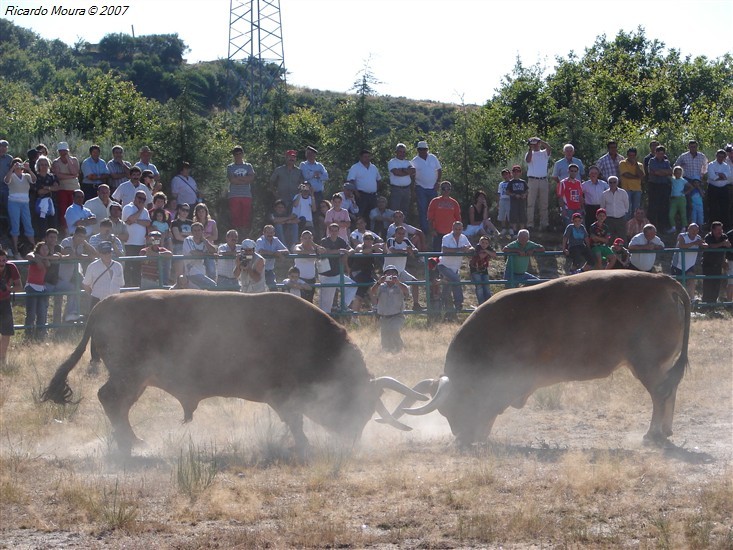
left=46, top=279, right=79, bottom=322
left=8, top=200, right=34, bottom=237
left=415, top=186, right=437, bottom=234
left=437, top=264, right=463, bottom=311
left=627, top=190, right=642, bottom=218
left=470, top=272, right=492, bottom=305
left=503, top=268, right=539, bottom=288
left=24, top=285, right=49, bottom=338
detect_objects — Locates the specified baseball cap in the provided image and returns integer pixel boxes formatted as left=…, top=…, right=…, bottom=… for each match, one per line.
left=383, top=265, right=399, bottom=274
left=613, top=238, right=625, bottom=246
left=572, top=213, right=582, bottom=220
left=98, top=242, right=114, bottom=254
left=0, top=140, right=8, bottom=147
left=241, top=239, right=256, bottom=249
left=57, top=141, right=69, bottom=151
left=417, top=140, right=428, bottom=149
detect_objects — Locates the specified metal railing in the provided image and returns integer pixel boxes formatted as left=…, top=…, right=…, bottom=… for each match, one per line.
left=10, top=246, right=732, bottom=331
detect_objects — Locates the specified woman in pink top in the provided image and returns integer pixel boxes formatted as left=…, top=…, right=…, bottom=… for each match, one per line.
left=324, top=194, right=351, bottom=241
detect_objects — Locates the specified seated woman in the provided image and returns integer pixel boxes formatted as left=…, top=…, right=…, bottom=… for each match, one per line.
left=463, top=191, right=499, bottom=242
left=562, top=213, right=595, bottom=273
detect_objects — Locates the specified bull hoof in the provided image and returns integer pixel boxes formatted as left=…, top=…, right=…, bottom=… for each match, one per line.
left=643, top=431, right=669, bottom=447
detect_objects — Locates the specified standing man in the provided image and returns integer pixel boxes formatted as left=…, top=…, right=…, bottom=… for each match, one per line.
left=507, top=165, right=529, bottom=234
left=51, top=142, right=81, bottom=232
left=227, top=146, right=256, bottom=238
left=647, top=145, right=673, bottom=231
left=347, top=149, right=382, bottom=223
left=581, top=165, right=609, bottom=228
left=551, top=143, right=585, bottom=186
left=170, top=162, right=200, bottom=207
left=701, top=221, right=730, bottom=303
left=412, top=140, right=442, bottom=235
left=270, top=150, right=304, bottom=212
left=299, top=145, right=328, bottom=206
left=600, top=176, right=629, bottom=240
left=134, top=145, right=160, bottom=185
left=83, top=184, right=120, bottom=236
left=595, top=140, right=625, bottom=182
left=106, top=145, right=131, bottom=192
left=387, top=143, right=415, bottom=216
left=427, top=181, right=461, bottom=251
left=619, top=147, right=645, bottom=217
left=82, top=241, right=124, bottom=310
left=524, top=136, right=551, bottom=230
left=370, top=265, right=411, bottom=352
left=64, top=189, right=97, bottom=237
left=121, top=190, right=151, bottom=287
left=80, top=145, right=110, bottom=201
left=113, top=166, right=153, bottom=207
left=255, top=224, right=289, bottom=291
left=439, top=221, right=473, bottom=319
left=0, top=140, right=13, bottom=217
left=556, top=163, right=584, bottom=226
left=707, top=149, right=732, bottom=230
left=674, top=140, right=708, bottom=192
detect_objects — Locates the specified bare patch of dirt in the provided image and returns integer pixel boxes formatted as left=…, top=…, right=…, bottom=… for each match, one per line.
left=1, top=317, right=731, bottom=548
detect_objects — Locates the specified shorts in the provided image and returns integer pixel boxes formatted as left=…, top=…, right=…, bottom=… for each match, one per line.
left=497, top=199, right=510, bottom=222
left=0, top=299, right=14, bottom=336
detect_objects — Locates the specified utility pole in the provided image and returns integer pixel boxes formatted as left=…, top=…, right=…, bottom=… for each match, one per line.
left=227, top=0, right=286, bottom=120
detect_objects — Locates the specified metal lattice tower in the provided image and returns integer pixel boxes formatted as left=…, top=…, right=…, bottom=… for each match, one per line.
left=228, top=0, right=286, bottom=117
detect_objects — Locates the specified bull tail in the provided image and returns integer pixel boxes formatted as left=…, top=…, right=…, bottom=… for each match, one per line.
left=658, top=288, right=691, bottom=398
left=41, top=321, right=94, bottom=405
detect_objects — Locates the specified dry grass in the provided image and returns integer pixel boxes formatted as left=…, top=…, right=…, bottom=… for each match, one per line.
left=0, top=316, right=731, bottom=548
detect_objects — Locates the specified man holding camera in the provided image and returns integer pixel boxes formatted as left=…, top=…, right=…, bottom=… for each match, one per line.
left=234, top=238, right=266, bottom=293
left=370, top=264, right=410, bottom=352
left=524, top=137, right=552, bottom=231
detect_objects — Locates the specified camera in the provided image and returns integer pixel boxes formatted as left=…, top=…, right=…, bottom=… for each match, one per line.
left=239, top=251, right=253, bottom=265
left=385, top=275, right=395, bottom=282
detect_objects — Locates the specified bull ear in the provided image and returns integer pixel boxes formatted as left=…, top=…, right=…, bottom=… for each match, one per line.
left=401, top=376, right=451, bottom=416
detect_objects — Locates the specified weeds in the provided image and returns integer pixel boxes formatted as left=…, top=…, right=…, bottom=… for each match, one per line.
left=101, top=479, right=138, bottom=530
left=532, top=384, right=564, bottom=410
left=174, top=439, right=218, bottom=500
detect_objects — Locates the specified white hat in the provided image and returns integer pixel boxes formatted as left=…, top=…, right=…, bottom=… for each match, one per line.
left=57, top=141, right=69, bottom=151
left=241, top=239, right=256, bottom=249
left=416, top=140, right=428, bottom=149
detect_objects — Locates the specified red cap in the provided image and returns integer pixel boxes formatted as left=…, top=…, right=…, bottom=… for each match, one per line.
left=596, top=208, right=606, bottom=215
left=613, top=238, right=625, bottom=246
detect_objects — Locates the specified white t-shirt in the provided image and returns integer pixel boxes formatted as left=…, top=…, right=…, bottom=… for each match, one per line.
left=291, top=193, right=313, bottom=222
left=387, top=158, right=413, bottom=187
left=412, top=154, right=442, bottom=189
left=183, top=236, right=207, bottom=277
left=121, top=204, right=151, bottom=246
left=526, top=149, right=550, bottom=178
left=629, top=233, right=663, bottom=272
left=386, top=237, right=416, bottom=273
left=440, top=232, right=471, bottom=271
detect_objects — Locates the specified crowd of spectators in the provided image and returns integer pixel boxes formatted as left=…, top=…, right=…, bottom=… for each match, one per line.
left=0, top=136, right=732, bottom=359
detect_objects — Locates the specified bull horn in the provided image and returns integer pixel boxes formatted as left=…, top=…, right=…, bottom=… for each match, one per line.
left=373, top=399, right=413, bottom=431
left=401, top=376, right=451, bottom=416
left=371, top=377, right=430, bottom=402
left=380, top=378, right=437, bottom=422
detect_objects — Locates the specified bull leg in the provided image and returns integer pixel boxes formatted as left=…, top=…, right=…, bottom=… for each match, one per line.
left=98, top=378, right=146, bottom=456
left=271, top=405, right=311, bottom=459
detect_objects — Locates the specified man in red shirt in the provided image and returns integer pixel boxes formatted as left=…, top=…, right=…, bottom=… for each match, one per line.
left=427, top=181, right=461, bottom=251
left=556, top=163, right=584, bottom=226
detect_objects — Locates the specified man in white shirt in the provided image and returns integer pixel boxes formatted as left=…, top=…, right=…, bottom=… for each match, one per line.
left=387, top=143, right=415, bottom=215
left=412, top=140, right=442, bottom=235
left=628, top=224, right=664, bottom=272
left=299, top=145, right=328, bottom=205
left=600, top=176, right=629, bottom=240
left=347, top=149, right=381, bottom=224
left=83, top=184, right=120, bottom=236
left=524, top=137, right=551, bottom=230
left=121, top=190, right=151, bottom=287
left=82, top=241, right=124, bottom=309
left=438, top=221, right=473, bottom=318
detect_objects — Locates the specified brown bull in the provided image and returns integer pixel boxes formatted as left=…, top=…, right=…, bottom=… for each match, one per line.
left=400, top=271, right=690, bottom=446
left=42, top=291, right=426, bottom=455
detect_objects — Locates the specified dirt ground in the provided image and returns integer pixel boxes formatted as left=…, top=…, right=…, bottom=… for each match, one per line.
left=0, top=315, right=731, bottom=549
